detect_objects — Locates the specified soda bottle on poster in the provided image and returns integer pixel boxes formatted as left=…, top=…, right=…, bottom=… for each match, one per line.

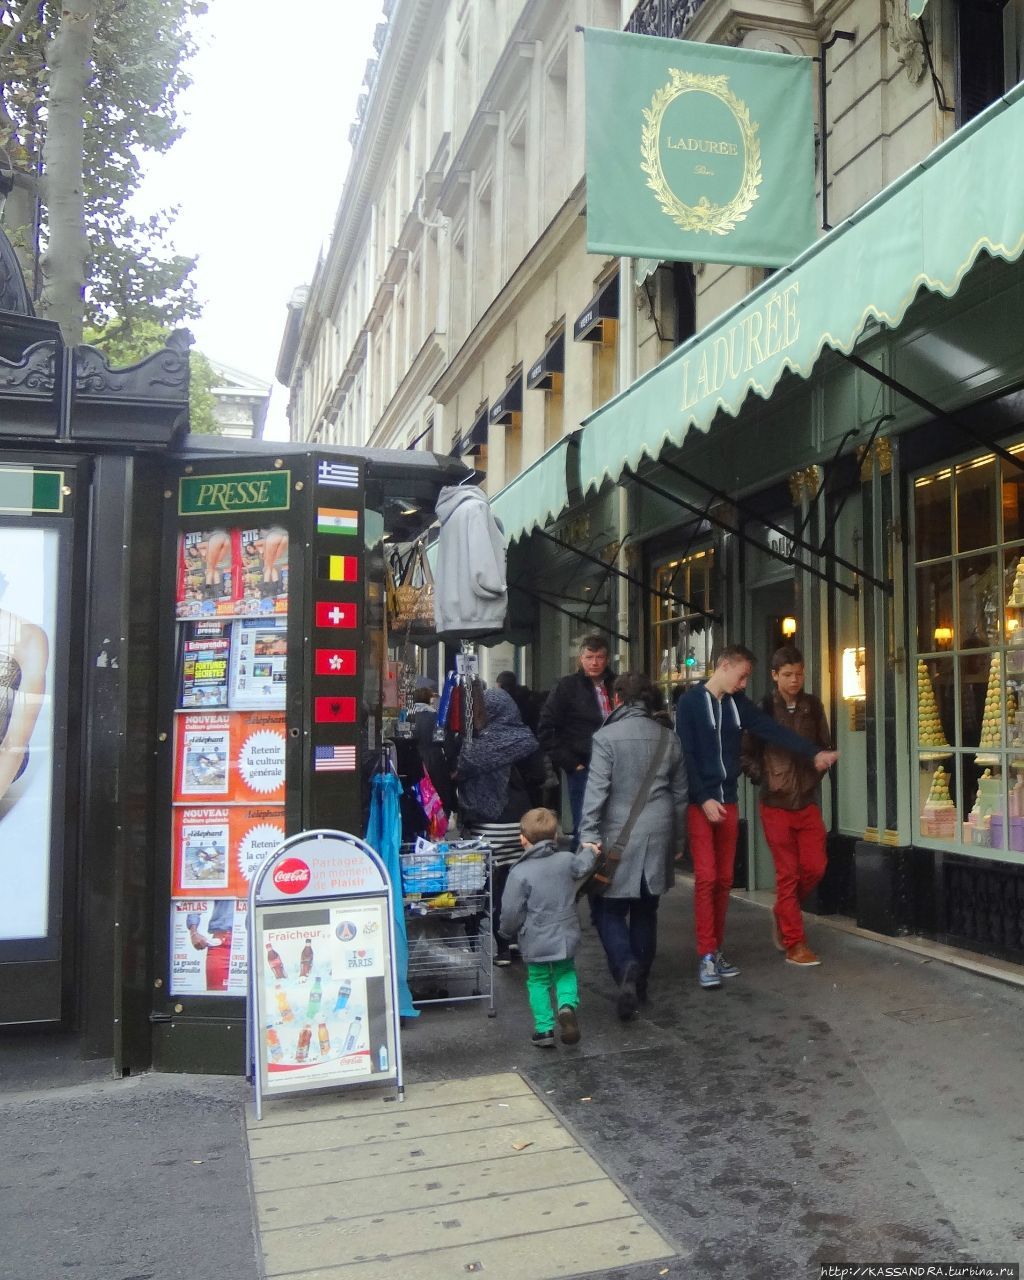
left=299, top=939, right=314, bottom=980
left=295, top=1024, right=312, bottom=1063
left=317, top=1023, right=331, bottom=1056
left=343, top=1015, right=362, bottom=1053
left=266, top=1027, right=283, bottom=1063
left=274, top=984, right=294, bottom=1022
left=333, top=979, right=351, bottom=1012
left=305, top=976, right=323, bottom=1020
left=266, top=942, right=286, bottom=979
left=377, top=1044, right=389, bottom=1072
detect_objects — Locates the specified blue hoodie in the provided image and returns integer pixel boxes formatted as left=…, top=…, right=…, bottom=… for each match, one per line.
left=675, top=683, right=820, bottom=806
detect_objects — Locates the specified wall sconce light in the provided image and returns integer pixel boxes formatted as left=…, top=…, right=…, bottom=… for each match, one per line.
left=781, top=615, right=798, bottom=638
left=933, top=625, right=953, bottom=650
left=842, top=646, right=866, bottom=730
left=842, top=647, right=866, bottom=700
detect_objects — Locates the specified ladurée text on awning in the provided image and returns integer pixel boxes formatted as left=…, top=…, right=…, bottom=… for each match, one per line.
left=681, top=282, right=800, bottom=411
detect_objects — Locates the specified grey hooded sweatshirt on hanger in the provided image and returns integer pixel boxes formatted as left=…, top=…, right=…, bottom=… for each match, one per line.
left=433, top=485, right=507, bottom=635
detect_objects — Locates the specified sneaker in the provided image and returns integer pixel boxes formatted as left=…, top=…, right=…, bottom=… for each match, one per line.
left=785, top=942, right=821, bottom=967
left=557, top=1005, right=581, bottom=1045
left=494, top=948, right=512, bottom=967
left=715, top=951, right=740, bottom=978
left=617, top=961, right=639, bottom=1020
left=531, top=1030, right=555, bottom=1047
left=698, top=953, right=721, bottom=988
left=771, top=912, right=785, bottom=952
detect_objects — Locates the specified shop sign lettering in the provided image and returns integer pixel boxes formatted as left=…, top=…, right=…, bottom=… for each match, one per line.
left=179, top=471, right=290, bottom=515
left=681, top=282, right=800, bottom=413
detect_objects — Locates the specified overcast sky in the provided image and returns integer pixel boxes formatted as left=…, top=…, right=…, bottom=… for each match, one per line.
left=137, top=0, right=384, bottom=437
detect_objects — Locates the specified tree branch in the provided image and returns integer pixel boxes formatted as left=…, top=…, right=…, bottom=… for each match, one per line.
left=0, top=3, right=43, bottom=63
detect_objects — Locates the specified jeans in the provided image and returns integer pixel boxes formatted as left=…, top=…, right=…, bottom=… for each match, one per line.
left=687, top=802, right=739, bottom=956
left=760, top=802, right=827, bottom=948
left=566, top=767, right=589, bottom=841
left=591, top=879, right=660, bottom=985
left=526, top=959, right=579, bottom=1033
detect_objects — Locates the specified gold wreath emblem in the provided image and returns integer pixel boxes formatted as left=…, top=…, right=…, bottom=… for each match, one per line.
left=641, top=70, right=762, bottom=237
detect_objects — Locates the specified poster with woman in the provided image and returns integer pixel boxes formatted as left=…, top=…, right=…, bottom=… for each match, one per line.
left=0, top=526, right=58, bottom=942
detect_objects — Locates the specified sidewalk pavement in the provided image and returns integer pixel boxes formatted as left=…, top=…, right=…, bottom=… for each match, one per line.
left=3, top=884, right=1023, bottom=1280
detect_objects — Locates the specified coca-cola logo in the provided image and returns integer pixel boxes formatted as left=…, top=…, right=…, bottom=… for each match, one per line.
left=273, top=858, right=310, bottom=895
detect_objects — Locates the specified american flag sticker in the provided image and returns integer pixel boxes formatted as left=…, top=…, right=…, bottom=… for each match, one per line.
left=314, top=744, right=357, bottom=772
left=317, top=460, right=359, bottom=489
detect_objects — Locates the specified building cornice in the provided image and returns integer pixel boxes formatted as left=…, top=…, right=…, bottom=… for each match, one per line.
left=368, top=332, right=447, bottom=447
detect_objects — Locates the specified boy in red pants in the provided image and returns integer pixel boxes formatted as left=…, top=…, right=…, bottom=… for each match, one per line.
left=741, top=644, right=833, bottom=967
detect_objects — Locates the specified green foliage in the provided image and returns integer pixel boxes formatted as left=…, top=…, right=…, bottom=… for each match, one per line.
left=85, top=318, right=220, bottom=435
left=0, top=0, right=206, bottom=329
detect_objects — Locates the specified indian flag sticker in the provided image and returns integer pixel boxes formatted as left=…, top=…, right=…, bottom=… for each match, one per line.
left=317, top=507, right=359, bottom=537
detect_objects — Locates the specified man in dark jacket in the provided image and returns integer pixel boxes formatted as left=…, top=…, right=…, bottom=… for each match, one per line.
left=675, top=644, right=838, bottom=990
left=537, top=634, right=615, bottom=840
left=740, top=645, right=832, bottom=968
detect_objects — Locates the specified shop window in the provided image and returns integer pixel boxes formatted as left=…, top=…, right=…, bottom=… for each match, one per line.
left=913, top=443, right=1024, bottom=860
left=955, top=0, right=1006, bottom=128
left=650, top=547, right=718, bottom=705
left=594, top=318, right=618, bottom=408
left=543, top=372, right=565, bottom=449
left=504, top=414, right=522, bottom=480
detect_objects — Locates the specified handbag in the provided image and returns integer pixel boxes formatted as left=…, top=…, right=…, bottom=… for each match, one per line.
left=577, top=728, right=671, bottom=899
left=391, top=543, right=436, bottom=630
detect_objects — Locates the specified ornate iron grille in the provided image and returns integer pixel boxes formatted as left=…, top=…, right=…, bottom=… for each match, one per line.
left=624, top=0, right=706, bottom=38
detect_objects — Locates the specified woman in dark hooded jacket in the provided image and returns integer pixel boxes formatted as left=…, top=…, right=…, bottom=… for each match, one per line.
left=457, top=686, right=546, bottom=964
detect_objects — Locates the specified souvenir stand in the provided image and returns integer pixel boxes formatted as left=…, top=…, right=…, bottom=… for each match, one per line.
left=385, top=471, right=510, bottom=1016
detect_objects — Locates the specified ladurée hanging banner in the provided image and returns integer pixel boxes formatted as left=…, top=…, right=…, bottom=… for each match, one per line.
left=584, top=30, right=815, bottom=267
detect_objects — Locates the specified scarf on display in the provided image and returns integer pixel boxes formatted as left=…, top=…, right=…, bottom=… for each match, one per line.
left=457, top=687, right=538, bottom=821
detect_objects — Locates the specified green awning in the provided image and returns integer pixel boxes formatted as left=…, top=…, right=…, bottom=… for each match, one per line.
left=579, top=82, right=1024, bottom=494
left=489, top=436, right=571, bottom=543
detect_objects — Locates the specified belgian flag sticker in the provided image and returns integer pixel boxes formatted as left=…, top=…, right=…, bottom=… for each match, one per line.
left=317, top=554, right=359, bottom=582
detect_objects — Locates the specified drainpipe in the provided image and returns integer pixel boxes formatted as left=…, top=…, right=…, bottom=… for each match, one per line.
left=616, top=254, right=637, bottom=670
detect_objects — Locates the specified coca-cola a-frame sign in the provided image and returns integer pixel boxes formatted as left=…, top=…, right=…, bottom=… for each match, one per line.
left=247, top=830, right=404, bottom=1120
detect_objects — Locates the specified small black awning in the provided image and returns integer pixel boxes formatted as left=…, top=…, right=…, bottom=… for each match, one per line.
left=527, top=331, right=565, bottom=389
left=573, top=274, right=619, bottom=342
left=489, top=371, right=523, bottom=425
left=452, top=405, right=489, bottom=457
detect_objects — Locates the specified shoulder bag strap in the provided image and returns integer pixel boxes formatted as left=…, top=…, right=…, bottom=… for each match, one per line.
left=609, top=727, right=671, bottom=858
left=585, top=728, right=671, bottom=895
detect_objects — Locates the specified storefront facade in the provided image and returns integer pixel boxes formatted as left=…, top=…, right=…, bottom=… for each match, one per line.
left=491, top=83, right=1024, bottom=965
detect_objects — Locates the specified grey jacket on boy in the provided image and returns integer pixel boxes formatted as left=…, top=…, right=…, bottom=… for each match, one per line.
left=498, top=840, right=595, bottom=963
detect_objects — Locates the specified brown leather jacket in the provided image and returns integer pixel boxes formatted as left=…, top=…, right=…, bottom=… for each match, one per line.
left=740, top=691, right=831, bottom=811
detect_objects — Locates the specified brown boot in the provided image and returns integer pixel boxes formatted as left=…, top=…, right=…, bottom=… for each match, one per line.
left=785, top=941, right=821, bottom=967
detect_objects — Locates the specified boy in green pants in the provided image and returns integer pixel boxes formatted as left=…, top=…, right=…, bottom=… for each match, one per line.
left=498, top=808, right=595, bottom=1047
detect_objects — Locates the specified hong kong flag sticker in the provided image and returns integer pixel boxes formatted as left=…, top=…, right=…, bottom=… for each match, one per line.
left=273, top=858, right=311, bottom=895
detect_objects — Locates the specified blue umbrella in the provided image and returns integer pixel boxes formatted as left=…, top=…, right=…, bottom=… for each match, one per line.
left=365, top=770, right=419, bottom=1018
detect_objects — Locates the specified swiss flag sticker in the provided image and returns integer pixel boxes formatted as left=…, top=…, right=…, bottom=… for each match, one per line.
left=315, top=601, right=357, bottom=629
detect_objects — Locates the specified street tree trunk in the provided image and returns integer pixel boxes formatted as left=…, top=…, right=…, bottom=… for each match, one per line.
left=38, top=1, right=97, bottom=345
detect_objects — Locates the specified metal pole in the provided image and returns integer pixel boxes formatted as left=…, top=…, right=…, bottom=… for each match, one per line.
left=818, top=31, right=856, bottom=232
left=534, top=527, right=719, bottom=620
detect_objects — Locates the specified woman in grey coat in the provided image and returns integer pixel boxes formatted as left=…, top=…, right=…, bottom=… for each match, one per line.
left=578, top=672, right=688, bottom=1020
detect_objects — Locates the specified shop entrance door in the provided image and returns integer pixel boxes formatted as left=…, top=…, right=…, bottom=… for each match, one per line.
left=746, top=576, right=796, bottom=891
